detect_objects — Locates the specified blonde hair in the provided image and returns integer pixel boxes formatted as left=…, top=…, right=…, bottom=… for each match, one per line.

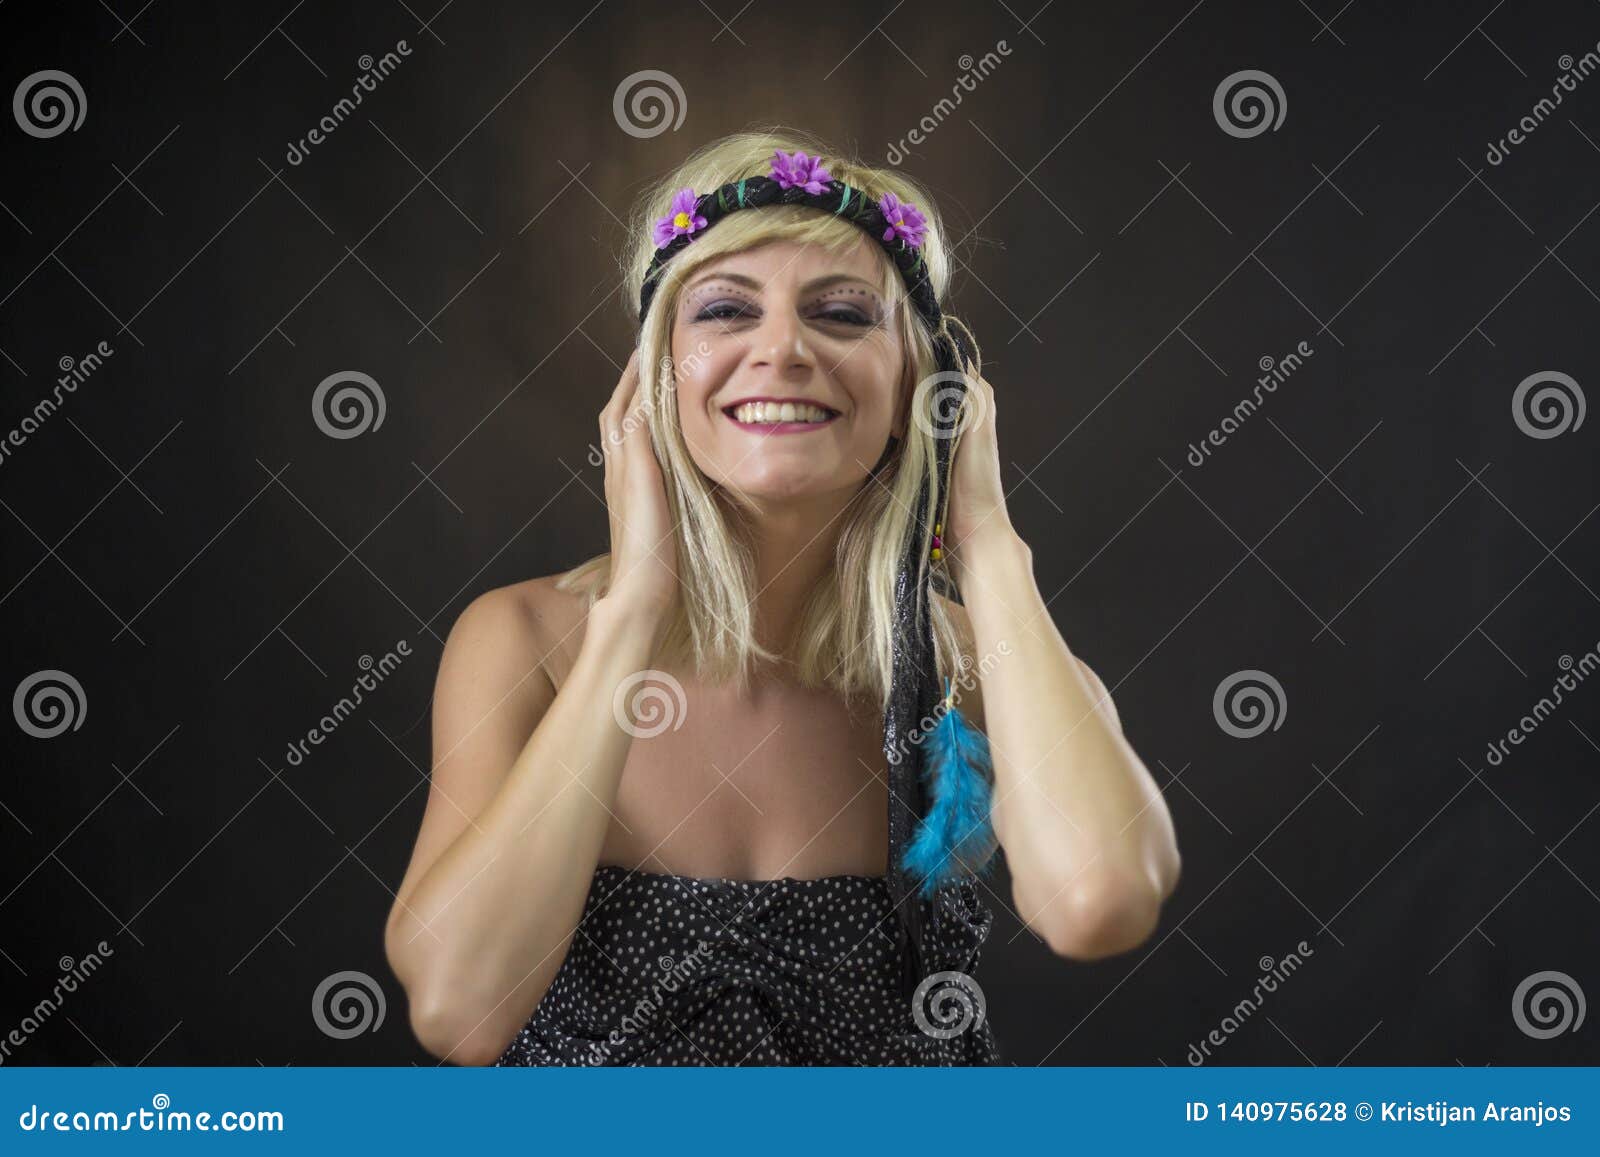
left=559, top=126, right=982, bottom=710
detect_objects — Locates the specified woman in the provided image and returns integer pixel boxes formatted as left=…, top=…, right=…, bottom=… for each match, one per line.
left=383, top=129, right=1181, bottom=1066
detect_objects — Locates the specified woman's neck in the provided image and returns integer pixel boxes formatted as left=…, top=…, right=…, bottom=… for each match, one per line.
left=743, top=487, right=857, bottom=655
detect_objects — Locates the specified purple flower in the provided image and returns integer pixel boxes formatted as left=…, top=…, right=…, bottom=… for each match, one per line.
left=769, top=149, right=833, bottom=195
left=653, top=187, right=707, bottom=248
left=879, top=192, right=927, bottom=248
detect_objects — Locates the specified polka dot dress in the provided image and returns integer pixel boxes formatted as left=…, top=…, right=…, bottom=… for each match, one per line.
left=494, top=865, right=1001, bottom=1066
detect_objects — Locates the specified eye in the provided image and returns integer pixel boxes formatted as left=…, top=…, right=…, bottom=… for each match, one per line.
left=694, top=300, right=753, bottom=322
left=816, top=306, right=873, bottom=326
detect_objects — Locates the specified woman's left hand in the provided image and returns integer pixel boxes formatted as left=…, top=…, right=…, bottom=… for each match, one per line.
left=942, top=373, right=1018, bottom=563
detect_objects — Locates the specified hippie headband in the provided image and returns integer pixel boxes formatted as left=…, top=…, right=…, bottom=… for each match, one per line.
left=635, top=149, right=999, bottom=993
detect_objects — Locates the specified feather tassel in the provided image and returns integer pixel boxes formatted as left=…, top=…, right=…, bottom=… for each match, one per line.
left=900, top=677, right=1000, bottom=897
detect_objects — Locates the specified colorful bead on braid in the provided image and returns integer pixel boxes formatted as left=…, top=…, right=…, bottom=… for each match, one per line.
left=930, top=521, right=943, bottom=561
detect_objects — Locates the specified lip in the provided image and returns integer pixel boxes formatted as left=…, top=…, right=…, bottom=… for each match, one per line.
left=722, top=396, right=841, bottom=436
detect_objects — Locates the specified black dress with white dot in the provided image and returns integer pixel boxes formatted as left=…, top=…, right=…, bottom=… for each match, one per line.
left=494, top=864, right=1002, bottom=1066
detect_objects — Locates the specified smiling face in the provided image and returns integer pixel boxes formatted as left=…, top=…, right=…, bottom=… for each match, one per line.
left=669, top=237, right=908, bottom=502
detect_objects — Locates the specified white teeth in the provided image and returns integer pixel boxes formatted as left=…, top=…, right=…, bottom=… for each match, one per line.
left=731, top=401, right=833, bottom=425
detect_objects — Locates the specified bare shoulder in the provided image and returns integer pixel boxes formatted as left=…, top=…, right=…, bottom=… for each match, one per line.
left=439, top=573, right=594, bottom=701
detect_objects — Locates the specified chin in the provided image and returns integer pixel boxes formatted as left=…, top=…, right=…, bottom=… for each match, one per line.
left=705, top=459, right=857, bottom=501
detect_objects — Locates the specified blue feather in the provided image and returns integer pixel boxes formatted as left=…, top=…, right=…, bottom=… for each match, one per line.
left=900, top=682, right=1000, bottom=897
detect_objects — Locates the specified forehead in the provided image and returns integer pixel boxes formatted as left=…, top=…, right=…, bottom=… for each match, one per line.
left=689, top=236, right=890, bottom=295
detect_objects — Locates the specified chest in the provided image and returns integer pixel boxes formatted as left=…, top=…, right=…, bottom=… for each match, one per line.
left=603, top=671, right=891, bottom=879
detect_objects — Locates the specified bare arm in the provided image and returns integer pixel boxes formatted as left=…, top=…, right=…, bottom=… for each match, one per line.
left=938, top=371, right=1179, bottom=962
left=964, top=530, right=1181, bottom=961
left=385, top=349, right=679, bottom=1064
left=383, top=590, right=665, bottom=1064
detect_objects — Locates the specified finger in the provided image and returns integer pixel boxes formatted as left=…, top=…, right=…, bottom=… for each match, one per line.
left=600, top=350, right=641, bottom=456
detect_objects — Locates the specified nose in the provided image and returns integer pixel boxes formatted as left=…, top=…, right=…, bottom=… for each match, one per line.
left=748, top=300, right=814, bottom=375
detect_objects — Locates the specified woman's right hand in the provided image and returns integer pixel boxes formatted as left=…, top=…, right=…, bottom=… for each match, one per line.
left=599, top=348, right=679, bottom=620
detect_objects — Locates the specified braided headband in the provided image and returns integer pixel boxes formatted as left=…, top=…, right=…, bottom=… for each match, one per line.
left=634, top=150, right=997, bottom=1001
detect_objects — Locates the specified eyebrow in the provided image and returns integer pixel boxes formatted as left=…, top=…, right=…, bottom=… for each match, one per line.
left=684, top=271, right=882, bottom=296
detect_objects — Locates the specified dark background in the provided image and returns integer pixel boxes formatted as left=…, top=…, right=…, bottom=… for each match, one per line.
left=2, top=0, right=1597, bottom=1066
